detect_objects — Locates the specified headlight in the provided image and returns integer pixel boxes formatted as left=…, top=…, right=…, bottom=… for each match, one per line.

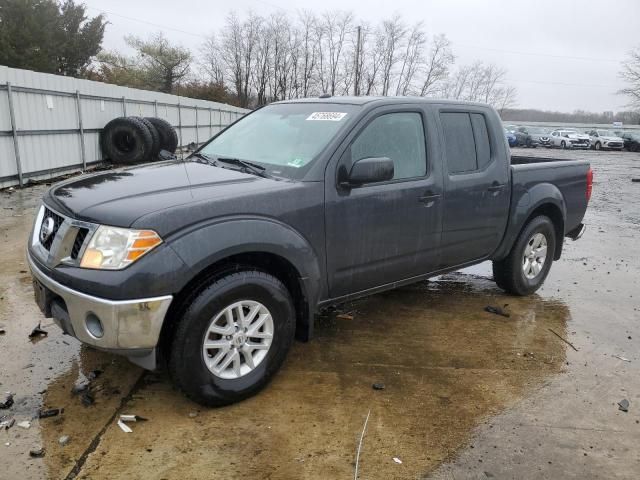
left=80, top=226, right=162, bottom=270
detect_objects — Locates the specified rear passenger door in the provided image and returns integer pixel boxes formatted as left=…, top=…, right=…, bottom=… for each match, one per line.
left=437, top=108, right=510, bottom=266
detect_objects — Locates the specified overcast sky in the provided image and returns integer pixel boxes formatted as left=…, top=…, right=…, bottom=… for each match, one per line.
left=84, top=0, right=639, bottom=112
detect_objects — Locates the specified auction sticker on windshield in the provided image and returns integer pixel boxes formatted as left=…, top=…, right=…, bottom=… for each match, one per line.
left=306, top=112, right=347, bottom=121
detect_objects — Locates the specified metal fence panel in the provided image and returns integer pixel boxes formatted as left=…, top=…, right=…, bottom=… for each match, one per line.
left=0, top=137, right=17, bottom=179
left=0, top=66, right=248, bottom=188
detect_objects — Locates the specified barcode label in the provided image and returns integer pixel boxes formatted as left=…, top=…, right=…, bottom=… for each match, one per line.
left=306, top=112, right=347, bottom=121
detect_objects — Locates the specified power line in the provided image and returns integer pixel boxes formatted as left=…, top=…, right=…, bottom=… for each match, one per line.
left=85, top=4, right=209, bottom=39
left=456, top=43, right=623, bottom=64
left=511, top=78, right=621, bottom=89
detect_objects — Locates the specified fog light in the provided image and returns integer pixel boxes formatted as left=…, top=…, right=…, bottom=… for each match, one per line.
left=85, top=313, right=104, bottom=338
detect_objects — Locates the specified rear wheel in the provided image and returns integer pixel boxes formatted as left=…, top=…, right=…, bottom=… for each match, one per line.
left=594, top=142, right=601, bottom=151
left=492, top=215, right=556, bottom=296
left=561, top=140, right=567, bottom=149
left=168, top=270, right=295, bottom=406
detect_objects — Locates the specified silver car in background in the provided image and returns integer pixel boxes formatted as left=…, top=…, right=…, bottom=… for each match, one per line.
left=585, top=129, right=625, bottom=151
left=549, top=129, right=591, bottom=149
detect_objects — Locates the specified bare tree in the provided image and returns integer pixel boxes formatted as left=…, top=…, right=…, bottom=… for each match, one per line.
left=419, top=34, right=454, bottom=97
left=619, top=47, right=640, bottom=109
left=395, top=22, right=426, bottom=96
left=200, top=10, right=515, bottom=108
left=379, top=15, right=405, bottom=96
left=297, top=11, right=318, bottom=97
left=200, top=35, right=225, bottom=84
left=319, top=11, right=354, bottom=95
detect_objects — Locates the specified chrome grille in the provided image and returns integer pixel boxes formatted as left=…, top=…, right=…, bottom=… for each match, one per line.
left=40, top=207, right=65, bottom=251
left=71, top=228, right=89, bottom=260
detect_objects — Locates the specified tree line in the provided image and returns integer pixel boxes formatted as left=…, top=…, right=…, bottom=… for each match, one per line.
left=91, top=10, right=518, bottom=112
left=501, top=109, right=640, bottom=125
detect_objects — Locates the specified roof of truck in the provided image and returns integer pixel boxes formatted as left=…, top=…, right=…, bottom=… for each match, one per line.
left=274, top=95, right=492, bottom=108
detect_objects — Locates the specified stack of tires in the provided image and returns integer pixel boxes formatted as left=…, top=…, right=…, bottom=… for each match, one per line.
left=100, top=116, right=179, bottom=165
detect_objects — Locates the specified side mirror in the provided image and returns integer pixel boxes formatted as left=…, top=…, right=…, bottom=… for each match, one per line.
left=346, top=157, right=394, bottom=186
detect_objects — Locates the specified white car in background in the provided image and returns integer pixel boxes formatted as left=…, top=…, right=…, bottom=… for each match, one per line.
left=585, top=129, right=625, bottom=151
left=548, top=129, right=591, bottom=149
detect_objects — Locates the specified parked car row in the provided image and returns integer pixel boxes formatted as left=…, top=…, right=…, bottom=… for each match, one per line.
left=504, top=124, right=640, bottom=152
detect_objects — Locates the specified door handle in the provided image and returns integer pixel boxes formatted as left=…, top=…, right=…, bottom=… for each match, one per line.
left=487, top=183, right=505, bottom=192
left=418, top=192, right=441, bottom=207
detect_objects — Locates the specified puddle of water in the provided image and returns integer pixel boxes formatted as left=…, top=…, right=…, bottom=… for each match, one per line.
left=75, top=275, right=570, bottom=480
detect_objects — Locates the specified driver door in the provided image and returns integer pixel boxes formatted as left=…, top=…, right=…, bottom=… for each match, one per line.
left=324, top=106, right=443, bottom=298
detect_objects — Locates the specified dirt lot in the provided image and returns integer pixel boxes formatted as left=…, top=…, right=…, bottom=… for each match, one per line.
left=1, top=148, right=639, bottom=479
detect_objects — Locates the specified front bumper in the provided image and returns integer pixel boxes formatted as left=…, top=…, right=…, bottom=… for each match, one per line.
left=28, top=253, right=172, bottom=368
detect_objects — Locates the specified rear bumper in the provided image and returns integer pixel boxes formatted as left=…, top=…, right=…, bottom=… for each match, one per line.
left=28, top=253, right=172, bottom=369
left=566, top=223, right=586, bottom=241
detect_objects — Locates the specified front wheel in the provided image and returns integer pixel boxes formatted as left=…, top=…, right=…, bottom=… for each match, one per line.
left=594, top=142, right=601, bottom=151
left=492, top=216, right=556, bottom=296
left=561, top=140, right=567, bottom=149
left=168, top=270, right=295, bottom=406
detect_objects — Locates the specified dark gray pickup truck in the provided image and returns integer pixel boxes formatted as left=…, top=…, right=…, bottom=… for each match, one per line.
left=28, top=97, right=591, bottom=406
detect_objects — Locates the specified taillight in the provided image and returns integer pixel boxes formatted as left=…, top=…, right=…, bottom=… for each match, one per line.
left=586, top=167, right=593, bottom=202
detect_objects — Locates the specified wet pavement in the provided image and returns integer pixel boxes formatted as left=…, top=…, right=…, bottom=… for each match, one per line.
left=0, top=149, right=639, bottom=479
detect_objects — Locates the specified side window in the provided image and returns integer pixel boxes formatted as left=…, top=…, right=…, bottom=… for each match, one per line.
left=350, top=112, right=426, bottom=180
left=470, top=113, right=492, bottom=170
left=440, top=112, right=479, bottom=174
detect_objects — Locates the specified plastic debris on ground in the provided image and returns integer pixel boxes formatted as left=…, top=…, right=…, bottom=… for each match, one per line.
left=17, top=421, right=31, bottom=429
left=0, top=417, right=15, bottom=430
left=372, top=383, right=385, bottom=391
left=0, top=393, right=14, bottom=409
left=484, top=305, right=510, bottom=318
left=117, top=420, right=133, bottom=433
left=117, top=414, right=148, bottom=433
left=28, top=323, right=48, bottom=339
left=613, top=354, right=631, bottom=362
left=58, top=435, right=70, bottom=446
left=393, top=457, right=403, bottom=464
left=618, top=399, right=630, bottom=412
left=29, top=447, right=45, bottom=458
left=38, top=408, right=63, bottom=419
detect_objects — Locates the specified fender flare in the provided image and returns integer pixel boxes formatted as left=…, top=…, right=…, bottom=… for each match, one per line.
left=168, top=216, right=324, bottom=337
left=493, top=183, right=567, bottom=261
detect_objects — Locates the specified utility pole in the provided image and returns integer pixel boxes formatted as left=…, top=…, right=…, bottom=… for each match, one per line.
left=354, top=25, right=362, bottom=96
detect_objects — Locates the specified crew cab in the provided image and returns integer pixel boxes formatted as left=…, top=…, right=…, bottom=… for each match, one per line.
left=549, top=129, right=591, bottom=149
left=28, top=97, right=592, bottom=406
left=585, top=129, right=625, bottom=151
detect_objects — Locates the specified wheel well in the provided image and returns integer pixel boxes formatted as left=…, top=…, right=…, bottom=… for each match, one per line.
left=159, top=252, right=310, bottom=359
left=524, top=204, right=564, bottom=260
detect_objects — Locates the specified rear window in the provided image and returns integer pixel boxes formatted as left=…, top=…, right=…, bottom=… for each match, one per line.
left=440, top=112, right=493, bottom=174
left=440, top=112, right=476, bottom=174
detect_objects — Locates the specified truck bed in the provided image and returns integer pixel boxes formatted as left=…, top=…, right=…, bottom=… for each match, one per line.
left=509, top=156, right=590, bottom=236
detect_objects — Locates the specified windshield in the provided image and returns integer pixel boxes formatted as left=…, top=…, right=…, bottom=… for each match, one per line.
left=527, top=127, right=549, bottom=134
left=199, top=103, right=358, bottom=179
left=596, top=130, right=614, bottom=136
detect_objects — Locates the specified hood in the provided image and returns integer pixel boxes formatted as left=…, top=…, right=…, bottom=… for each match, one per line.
left=45, top=159, right=277, bottom=227
left=574, top=133, right=590, bottom=140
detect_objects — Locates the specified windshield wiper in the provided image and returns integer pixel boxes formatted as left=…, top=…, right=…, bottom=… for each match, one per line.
left=189, top=151, right=218, bottom=165
left=215, top=157, right=271, bottom=178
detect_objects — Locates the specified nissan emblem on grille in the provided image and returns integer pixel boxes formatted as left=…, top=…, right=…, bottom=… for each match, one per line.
left=40, top=217, right=55, bottom=244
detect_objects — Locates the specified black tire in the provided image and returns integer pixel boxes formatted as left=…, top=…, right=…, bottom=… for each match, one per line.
left=100, top=117, right=154, bottom=164
left=492, top=215, right=556, bottom=296
left=137, top=117, right=161, bottom=160
left=168, top=270, right=295, bottom=406
left=145, top=117, right=178, bottom=153
left=561, top=140, right=567, bottom=149
left=594, top=142, right=601, bottom=151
